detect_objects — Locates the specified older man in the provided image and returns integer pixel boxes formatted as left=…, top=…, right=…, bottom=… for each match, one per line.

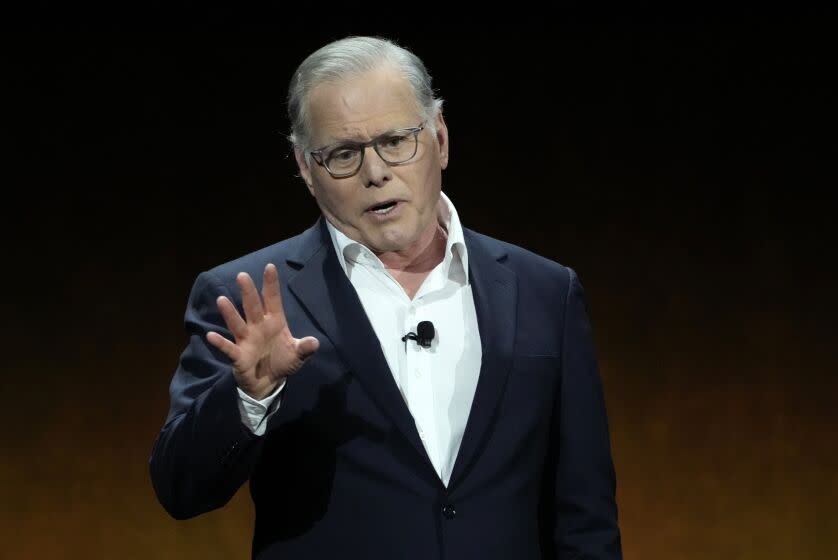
left=150, top=36, right=622, bottom=559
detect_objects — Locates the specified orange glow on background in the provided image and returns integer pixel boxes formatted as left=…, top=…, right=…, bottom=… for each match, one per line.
left=4, top=24, right=835, bottom=559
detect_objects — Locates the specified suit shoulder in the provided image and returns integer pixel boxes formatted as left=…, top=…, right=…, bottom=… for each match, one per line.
left=464, top=228, right=573, bottom=285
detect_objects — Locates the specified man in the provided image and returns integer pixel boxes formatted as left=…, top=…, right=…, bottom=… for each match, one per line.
left=150, top=36, right=622, bottom=559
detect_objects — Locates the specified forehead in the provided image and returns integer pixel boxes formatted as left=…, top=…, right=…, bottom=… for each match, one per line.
left=307, top=66, right=419, bottom=144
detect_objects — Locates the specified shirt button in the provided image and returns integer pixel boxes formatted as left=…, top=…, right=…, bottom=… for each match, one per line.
left=414, top=369, right=421, bottom=378
left=441, top=504, right=457, bottom=519
left=418, top=428, right=425, bottom=440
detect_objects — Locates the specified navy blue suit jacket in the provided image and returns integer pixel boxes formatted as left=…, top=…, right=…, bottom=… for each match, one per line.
left=150, top=218, right=621, bottom=559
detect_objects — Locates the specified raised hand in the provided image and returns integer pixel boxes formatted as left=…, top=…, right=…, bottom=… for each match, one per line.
left=206, top=263, right=319, bottom=399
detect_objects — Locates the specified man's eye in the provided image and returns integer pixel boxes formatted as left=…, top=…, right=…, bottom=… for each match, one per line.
left=331, top=149, right=358, bottom=162
left=381, top=135, right=408, bottom=148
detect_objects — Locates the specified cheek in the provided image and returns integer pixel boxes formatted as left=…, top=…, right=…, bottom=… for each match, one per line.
left=404, top=162, right=438, bottom=195
left=418, top=167, right=442, bottom=201
left=315, top=183, right=355, bottom=218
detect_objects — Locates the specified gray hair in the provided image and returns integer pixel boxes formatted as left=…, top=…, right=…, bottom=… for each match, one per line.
left=287, top=36, right=444, bottom=160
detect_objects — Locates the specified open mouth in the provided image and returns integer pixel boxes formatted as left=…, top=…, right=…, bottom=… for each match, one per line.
left=367, top=200, right=399, bottom=214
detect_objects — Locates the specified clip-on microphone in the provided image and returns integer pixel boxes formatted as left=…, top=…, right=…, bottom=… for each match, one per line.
left=402, top=320, right=435, bottom=349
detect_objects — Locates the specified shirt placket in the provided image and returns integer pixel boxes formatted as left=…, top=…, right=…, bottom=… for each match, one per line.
left=404, top=298, right=440, bottom=475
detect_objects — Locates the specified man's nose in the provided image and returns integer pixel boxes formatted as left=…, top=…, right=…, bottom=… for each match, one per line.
left=358, top=145, right=392, bottom=188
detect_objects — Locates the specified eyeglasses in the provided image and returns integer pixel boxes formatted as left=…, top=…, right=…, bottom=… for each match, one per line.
left=308, top=123, right=426, bottom=178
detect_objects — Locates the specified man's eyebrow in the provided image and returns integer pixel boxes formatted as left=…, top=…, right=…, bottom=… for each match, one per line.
left=326, top=126, right=405, bottom=146
left=311, top=137, right=354, bottom=152
left=319, top=134, right=367, bottom=148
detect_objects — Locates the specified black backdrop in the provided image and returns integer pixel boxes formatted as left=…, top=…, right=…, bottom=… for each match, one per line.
left=3, top=19, right=836, bottom=559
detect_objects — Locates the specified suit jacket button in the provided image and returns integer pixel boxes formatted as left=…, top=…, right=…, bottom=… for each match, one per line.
left=441, top=504, right=457, bottom=519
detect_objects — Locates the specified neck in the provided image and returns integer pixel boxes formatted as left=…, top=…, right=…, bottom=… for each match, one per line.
left=376, top=220, right=448, bottom=273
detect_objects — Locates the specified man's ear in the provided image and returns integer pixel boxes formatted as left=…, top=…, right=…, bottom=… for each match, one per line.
left=434, top=111, right=450, bottom=170
left=294, top=148, right=316, bottom=196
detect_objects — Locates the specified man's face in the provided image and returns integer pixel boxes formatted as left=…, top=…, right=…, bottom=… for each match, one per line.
left=295, top=66, right=449, bottom=254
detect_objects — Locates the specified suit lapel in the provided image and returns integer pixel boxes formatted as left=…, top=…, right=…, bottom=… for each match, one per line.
left=285, top=221, right=518, bottom=489
left=286, top=219, right=436, bottom=475
left=448, top=229, right=518, bottom=489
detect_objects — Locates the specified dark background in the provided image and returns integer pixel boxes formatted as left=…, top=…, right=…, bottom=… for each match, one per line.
left=3, top=18, right=836, bottom=559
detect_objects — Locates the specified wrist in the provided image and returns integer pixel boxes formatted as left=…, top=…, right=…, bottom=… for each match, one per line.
left=241, top=378, right=286, bottom=402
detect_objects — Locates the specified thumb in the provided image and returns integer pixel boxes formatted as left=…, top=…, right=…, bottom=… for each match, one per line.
left=295, top=336, right=320, bottom=361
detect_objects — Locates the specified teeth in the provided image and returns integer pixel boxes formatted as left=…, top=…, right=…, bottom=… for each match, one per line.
left=372, top=202, right=396, bottom=214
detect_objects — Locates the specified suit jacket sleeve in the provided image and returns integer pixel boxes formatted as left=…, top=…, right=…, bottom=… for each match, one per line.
left=553, top=268, right=622, bottom=558
left=149, top=270, right=266, bottom=520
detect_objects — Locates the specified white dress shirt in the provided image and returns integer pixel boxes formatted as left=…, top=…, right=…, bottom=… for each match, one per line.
left=237, top=192, right=482, bottom=486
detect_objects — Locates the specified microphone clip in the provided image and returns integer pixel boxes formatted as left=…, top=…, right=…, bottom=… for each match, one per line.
left=401, top=320, right=435, bottom=349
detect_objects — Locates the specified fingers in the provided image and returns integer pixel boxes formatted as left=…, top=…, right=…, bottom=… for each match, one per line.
left=216, top=295, right=248, bottom=340
left=261, top=264, right=287, bottom=324
left=206, top=331, right=242, bottom=362
left=237, top=272, right=264, bottom=324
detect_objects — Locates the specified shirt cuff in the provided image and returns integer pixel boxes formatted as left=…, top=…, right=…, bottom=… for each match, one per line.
left=236, top=379, right=286, bottom=436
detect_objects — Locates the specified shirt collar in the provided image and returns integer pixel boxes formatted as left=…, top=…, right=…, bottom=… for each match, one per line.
left=325, top=191, right=469, bottom=283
